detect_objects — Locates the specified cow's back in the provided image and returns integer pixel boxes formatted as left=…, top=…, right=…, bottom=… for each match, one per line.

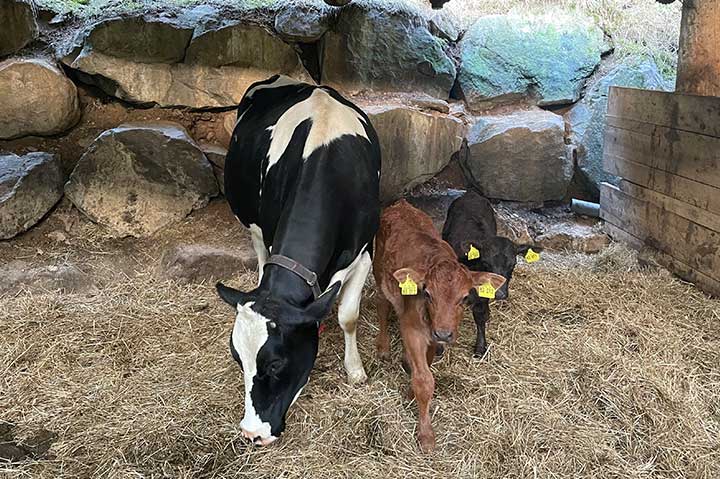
left=442, top=191, right=497, bottom=257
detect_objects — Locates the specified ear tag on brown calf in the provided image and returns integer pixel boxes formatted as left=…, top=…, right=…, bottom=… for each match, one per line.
left=477, top=283, right=496, bottom=299
left=525, top=248, right=540, bottom=263
left=399, top=275, right=418, bottom=296
left=467, top=244, right=480, bottom=261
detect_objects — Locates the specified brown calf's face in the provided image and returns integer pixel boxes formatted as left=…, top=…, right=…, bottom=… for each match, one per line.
left=393, top=261, right=506, bottom=344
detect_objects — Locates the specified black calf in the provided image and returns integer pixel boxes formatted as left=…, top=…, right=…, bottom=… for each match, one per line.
left=442, top=191, right=540, bottom=357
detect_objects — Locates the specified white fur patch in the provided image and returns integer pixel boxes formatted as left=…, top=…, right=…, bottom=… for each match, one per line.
left=235, top=76, right=304, bottom=129
left=265, top=88, right=369, bottom=174
left=249, top=224, right=268, bottom=284
left=232, top=302, right=274, bottom=441
left=246, top=75, right=303, bottom=99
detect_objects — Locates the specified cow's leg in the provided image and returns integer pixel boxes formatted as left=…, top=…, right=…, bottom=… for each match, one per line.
left=375, top=295, right=392, bottom=360
left=337, top=252, right=371, bottom=385
left=472, top=299, right=491, bottom=358
left=400, top=314, right=436, bottom=453
left=249, top=224, right=268, bottom=284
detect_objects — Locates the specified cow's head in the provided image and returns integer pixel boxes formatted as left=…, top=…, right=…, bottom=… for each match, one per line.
left=460, top=238, right=541, bottom=300
left=393, top=261, right=505, bottom=344
left=216, top=281, right=341, bottom=445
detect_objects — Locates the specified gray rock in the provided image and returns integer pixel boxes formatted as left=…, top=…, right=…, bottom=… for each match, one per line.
left=160, top=244, right=257, bottom=283
left=428, top=10, right=460, bottom=42
left=0, top=261, right=92, bottom=294
left=322, top=5, right=456, bottom=98
left=0, top=152, right=64, bottom=240
left=65, top=122, right=218, bottom=238
left=536, top=221, right=610, bottom=253
left=275, top=4, right=331, bottom=43
left=363, top=104, right=465, bottom=202
left=199, top=143, right=227, bottom=195
left=0, top=0, right=38, bottom=57
left=461, top=110, right=571, bottom=202
left=85, top=16, right=193, bottom=63
left=567, top=58, right=671, bottom=200
left=0, top=59, right=80, bottom=139
left=65, top=20, right=309, bottom=108
left=458, top=14, right=605, bottom=108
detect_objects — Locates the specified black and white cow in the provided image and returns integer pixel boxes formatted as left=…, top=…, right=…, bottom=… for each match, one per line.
left=442, top=191, right=540, bottom=357
left=216, top=75, right=381, bottom=446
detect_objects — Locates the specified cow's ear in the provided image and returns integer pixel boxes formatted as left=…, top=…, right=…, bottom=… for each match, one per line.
left=469, top=271, right=506, bottom=292
left=303, top=281, right=342, bottom=321
left=216, top=282, right=254, bottom=307
left=515, top=244, right=542, bottom=256
left=393, top=267, right=426, bottom=289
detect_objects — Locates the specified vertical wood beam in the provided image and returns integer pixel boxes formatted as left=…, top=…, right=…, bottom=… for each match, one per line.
left=675, top=0, right=720, bottom=96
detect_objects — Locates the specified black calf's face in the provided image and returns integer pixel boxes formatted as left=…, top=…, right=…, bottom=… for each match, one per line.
left=463, top=237, right=537, bottom=300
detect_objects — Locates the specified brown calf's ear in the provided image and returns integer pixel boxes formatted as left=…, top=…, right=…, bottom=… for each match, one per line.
left=392, top=267, right=426, bottom=289
left=469, top=271, right=507, bottom=291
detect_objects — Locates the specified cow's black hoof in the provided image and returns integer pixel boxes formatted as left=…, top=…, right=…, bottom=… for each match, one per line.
left=434, top=344, right=445, bottom=358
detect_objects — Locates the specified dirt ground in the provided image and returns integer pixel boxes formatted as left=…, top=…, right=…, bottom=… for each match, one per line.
left=2, top=199, right=720, bottom=478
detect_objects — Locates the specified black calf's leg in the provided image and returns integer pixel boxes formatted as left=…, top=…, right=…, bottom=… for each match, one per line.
left=472, top=299, right=491, bottom=357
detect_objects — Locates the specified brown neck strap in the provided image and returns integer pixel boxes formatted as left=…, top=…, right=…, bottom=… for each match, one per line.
left=265, top=254, right=322, bottom=300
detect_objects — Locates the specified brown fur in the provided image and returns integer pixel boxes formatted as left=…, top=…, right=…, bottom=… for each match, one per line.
left=372, top=200, right=505, bottom=453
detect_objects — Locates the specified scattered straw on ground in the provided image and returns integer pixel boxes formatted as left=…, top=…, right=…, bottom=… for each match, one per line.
left=2, top=234, right=720, bottom=478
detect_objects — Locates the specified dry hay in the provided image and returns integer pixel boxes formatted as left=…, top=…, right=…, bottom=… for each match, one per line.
left=2, top=242, right=720, bottom=478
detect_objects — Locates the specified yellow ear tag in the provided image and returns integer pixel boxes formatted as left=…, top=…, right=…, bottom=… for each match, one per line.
left=467, top=244, right=480, bottom=261
left=399, top=275, right=418, bottom=296
left=525, top=248, right=540, bottom=263
left=477, top=283, right=496, bottom=299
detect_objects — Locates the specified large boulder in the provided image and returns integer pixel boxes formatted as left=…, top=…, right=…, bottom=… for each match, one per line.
left=458, top=14, right=605, bottom=108
left=536, top=221, right=610, bottom=253
left=0, top=59, right=80, bottom=139
left=65, top=122, right=218, bottom=238
left=0, top=152, right=64, bottom=240
left=199, top=143, right=227, bottom=195
left=0, top=0, right=38, bottom=57
left=461, top=110, right=571, bottom=202
left=274, top=4, right=332, bottom=43
left=64, top=18, right=309, bottom=108
left=567, top=58, right=671, bottom=200
left=85, top=17, right=193, bottom=63
left=363, top=104, right=465, bottom=202
left=322, top=5, right=456, bottom=98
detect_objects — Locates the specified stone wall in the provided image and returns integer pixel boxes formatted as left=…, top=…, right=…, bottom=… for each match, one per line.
left=0, top=0, right=674, bottom=239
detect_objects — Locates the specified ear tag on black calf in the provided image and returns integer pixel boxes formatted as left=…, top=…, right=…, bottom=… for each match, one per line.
left=467, top=244, right=480, bottom=261
left=399, top=275, right=418, bottom=296
left=477, top=283, right=496, bottom=299
left=525, top=248, right=540, bottom=263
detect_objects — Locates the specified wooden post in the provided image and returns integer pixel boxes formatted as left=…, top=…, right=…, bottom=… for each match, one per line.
left=675, top=0, right=720, bottom=96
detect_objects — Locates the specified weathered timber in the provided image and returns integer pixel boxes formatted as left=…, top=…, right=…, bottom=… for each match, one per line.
left=600, top=182, right=720, bottom=281
left=676, top=0, right=720, bottom=96
left=607, top=87, right=720, bottom=138
left=604, top=118, right=720, bottom=188
left=604, top=154, right=720, bottom=217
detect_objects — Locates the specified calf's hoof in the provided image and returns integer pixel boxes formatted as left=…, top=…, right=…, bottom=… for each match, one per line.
left=473, top=344, right=489, bottom=359
left=418, top=431, right=436, bottom=453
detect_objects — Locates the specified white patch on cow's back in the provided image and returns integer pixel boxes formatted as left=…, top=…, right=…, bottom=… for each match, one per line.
left=246, top=75, right=303, bottom=100
left=235, top=76, right=305, bottom=130
left=265, top=88, right=369, bottom=174
left=232, top=302, right=274, bottom=441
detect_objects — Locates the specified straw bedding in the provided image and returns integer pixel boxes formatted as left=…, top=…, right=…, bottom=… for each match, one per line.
left=2, top=210, right=720, bottom=478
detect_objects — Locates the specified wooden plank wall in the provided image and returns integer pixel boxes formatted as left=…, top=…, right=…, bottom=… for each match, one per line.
left=600, top=87, right=720, bottom=296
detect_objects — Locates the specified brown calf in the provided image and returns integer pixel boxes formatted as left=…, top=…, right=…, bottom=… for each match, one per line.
left=372, top=200, right=506, bottom=453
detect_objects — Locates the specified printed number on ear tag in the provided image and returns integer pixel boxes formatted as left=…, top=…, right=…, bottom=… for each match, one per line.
left=399, top=275, right=418, bottom=296
left=467, top=244, right=480, bottom=261
left=525, top=248, right=540, bottom=263
left=477, top=283, right=496, bottom=299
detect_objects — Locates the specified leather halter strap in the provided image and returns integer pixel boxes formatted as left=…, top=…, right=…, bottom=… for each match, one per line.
left=265, top=254, right=322, bottom=300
